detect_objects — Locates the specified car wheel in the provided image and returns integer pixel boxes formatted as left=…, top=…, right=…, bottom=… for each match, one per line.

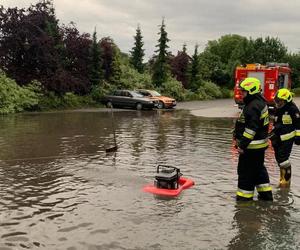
left=106, top=101, right=113, bottom=108
left=157, top=101, right=164, bottom=109
left=136, top=103, right=143, bottom=110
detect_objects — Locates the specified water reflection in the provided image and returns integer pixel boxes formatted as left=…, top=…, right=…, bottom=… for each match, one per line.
left=228, top=189, right=297, bottom=250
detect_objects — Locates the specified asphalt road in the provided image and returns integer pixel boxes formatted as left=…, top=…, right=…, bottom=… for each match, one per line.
left=177, top=97, right=300, bottom=118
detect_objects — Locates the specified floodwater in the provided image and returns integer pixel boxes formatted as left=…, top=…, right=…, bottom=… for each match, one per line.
left=0, top=106, right=300, bottom=250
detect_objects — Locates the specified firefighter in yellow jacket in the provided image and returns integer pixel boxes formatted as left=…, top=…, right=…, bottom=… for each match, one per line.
left=269, top=88, right=300, bottom=187
left=234, top=77, right=273, bottom=201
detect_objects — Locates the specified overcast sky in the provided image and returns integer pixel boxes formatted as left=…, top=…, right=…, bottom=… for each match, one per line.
left=2, top=0, right=300, bottom=59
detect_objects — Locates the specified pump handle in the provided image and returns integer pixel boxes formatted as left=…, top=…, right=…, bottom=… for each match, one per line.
left=156, top=165, right=180, bottom=174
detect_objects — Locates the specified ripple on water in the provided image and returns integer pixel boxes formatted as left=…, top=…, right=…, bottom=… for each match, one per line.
left=0, top=110, right=299, bottom=249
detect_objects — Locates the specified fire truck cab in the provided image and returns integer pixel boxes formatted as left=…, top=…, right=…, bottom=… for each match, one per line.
left=234, top=63, right=292, bottom=108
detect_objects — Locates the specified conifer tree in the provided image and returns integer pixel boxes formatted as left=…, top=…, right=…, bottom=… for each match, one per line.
left=189, top=44, right=201, bottom=91
left=152, top=19, right=170, bottom=87
left=88, top=28, right=102, bottom=86
left=130, top=25, right=145, bottom=73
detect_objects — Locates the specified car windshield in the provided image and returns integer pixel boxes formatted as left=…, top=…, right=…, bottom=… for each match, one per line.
left=130, top=91, right=144, bottom=98
left=148, top=90, right=161, bottom=97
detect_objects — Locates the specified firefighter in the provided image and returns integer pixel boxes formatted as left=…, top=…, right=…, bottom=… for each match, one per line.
left=269, top=88, right=300, bottom=187
left=234, top=77, right=273, bottom=201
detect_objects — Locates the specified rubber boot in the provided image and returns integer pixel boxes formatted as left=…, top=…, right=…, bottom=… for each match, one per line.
left=236, top=195, right=253, bottom=201
left=257, top=191, right=273, bottom=201
left=279, top=166, right=291, bottom=188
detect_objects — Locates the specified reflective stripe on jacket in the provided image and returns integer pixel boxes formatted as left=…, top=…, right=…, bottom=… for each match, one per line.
left=272, top=102, right=300, bottom=142
left=234, top=94, right=269, bottom=150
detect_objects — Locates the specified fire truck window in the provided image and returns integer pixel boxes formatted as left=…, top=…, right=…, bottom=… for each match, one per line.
left=284, top=74, right=289, bottom=88
left=279, top=75, right=285, bottom=89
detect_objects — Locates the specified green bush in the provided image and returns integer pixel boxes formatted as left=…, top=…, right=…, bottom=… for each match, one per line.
left=196, top=87, right=212, bottom=100
left=38, top=91, right=96, bottom=110
left=119, top=64, right=154, bottom=90
left=159, top=77, right=185, bottom=101
left=90, top=81, right=114, bottom=103
left=220, top=88, right=234, bottom=98
left=184, top=81, right=222, bottom=101
left=69, top=94, right=96, bottom=108
left=0, top=71, right=42, bottom=114
left=37, top=91, right=63, bottom=110
left=63, top=92, right=81, bottom=107
left=184, top=90, right=201, bottom=101
left=292, top=87, right=300, bottom=96
left=182, top=81, right=231, bottom=101
left=202, top=81, right=222, bottom=98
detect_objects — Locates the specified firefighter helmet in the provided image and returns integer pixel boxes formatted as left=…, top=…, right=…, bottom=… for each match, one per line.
left=275, top=88, right=293, bottom=102
left=240, top=77, right=261, bottom=95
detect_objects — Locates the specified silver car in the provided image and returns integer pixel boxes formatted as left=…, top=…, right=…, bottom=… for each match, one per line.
left=102, top=90, right=159, bottom=110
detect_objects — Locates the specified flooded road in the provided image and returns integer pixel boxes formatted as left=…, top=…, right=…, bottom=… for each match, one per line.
left=178, top=96, right=300, bottom=118
left=0, top=100, right=300, bottom=249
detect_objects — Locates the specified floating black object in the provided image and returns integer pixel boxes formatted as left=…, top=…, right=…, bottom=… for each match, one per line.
left=154, top=165, right=182, bottom=190
left=105, top=107, right=118, bottom=152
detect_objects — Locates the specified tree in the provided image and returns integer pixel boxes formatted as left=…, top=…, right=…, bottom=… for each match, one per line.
left=205, top=34, right=247, bottom=64
left=171, top=44, right=190, bottom=88
left=99, top=37, right=114, bottom=81
left=0, top=0, right=62, bottom=86
left=152, top=19, right=170, bottom=87
left=202, top=34, right=250, bottom=86
left=0, top=0, right=95, bottom=94
left=62, top=23, right=92, bottom=94
left=189, top=44, right=201, bottom=91
left=285, top=52, right=300, bottom=88
left=199, top=51, right=221, bottom=81
left=130, top=25, right=145, bottom=73
left=99, top=37, right=122, bottom=86
left=109, top=45, right=122, bottom=87
left=252, top=36, right=287, bottom=64
left=19, top=0, right=64, bottom=92
left=88, top=28, right=102, bottom=86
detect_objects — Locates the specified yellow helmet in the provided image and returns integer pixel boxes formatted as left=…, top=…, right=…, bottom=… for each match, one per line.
left=275, top=88, right=293, bottom=102
left=240, top=77, right=261, bottom=95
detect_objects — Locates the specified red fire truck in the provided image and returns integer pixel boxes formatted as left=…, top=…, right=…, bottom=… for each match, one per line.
left=234, top=63, right=292, bottom=108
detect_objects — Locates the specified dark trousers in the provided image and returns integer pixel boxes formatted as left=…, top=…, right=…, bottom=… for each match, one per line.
left=273, top=139, right=294, bottom=186
left=237, top=149, right=272, bottom=200
left=273, top=139, right=294, bottom=166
